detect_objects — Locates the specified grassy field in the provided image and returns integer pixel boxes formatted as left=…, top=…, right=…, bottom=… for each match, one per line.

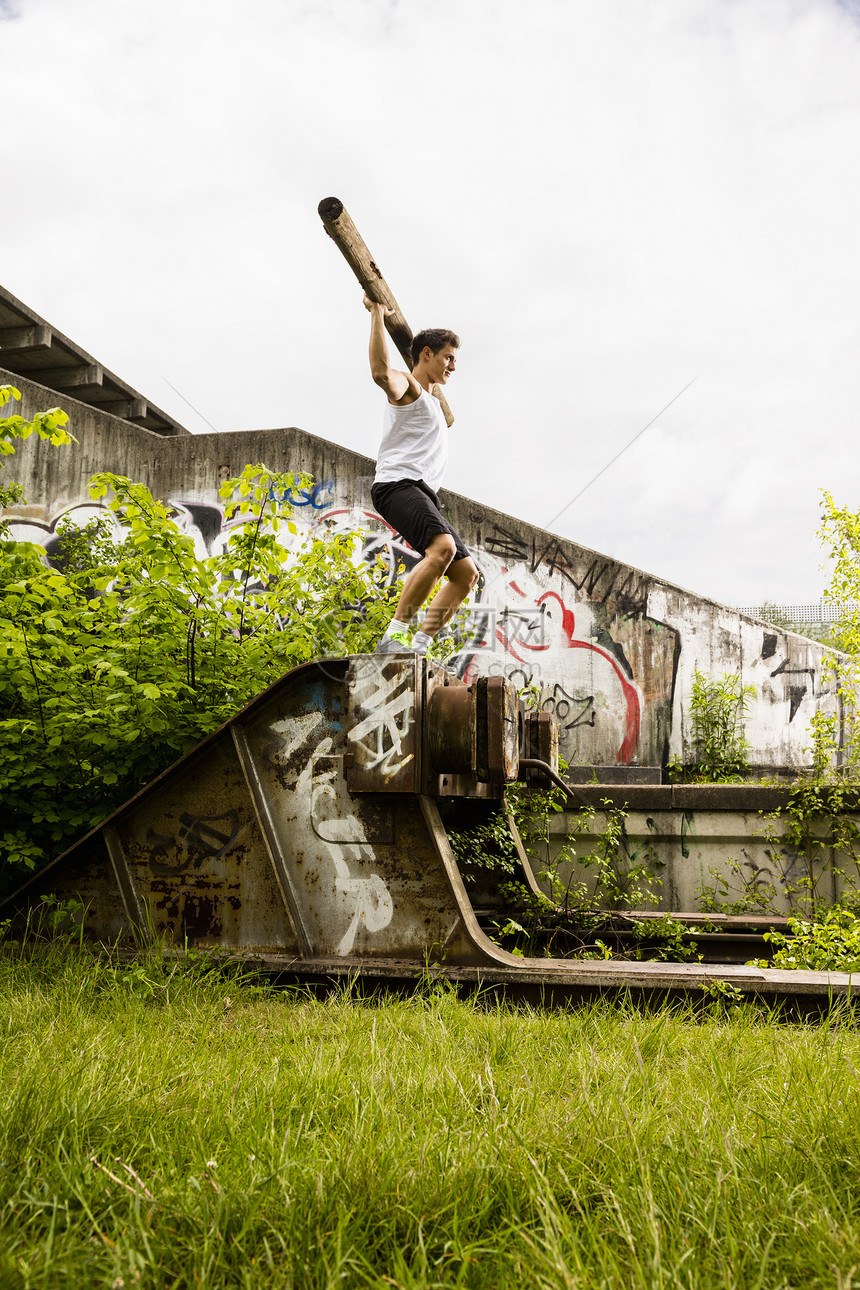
left=2, top=946, right=860, bottom=1289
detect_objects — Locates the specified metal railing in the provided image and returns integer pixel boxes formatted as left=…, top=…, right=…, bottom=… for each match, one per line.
left=737, top=602, right=860, bottom=625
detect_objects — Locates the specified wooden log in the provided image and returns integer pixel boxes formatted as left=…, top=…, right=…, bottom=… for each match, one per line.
left=318, top=196, right=454, bottom=427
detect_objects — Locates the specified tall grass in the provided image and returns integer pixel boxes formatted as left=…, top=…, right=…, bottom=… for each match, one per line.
left=2, top=944, right=860, bottom=1288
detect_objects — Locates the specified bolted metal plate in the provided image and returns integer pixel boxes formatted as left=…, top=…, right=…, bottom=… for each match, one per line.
left=521, top=711, right=560, bottom=782
left=476, top=676, right=520, bottom=782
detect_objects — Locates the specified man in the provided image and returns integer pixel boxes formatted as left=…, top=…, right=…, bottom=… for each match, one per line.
left=364, top=293, right=479, bottom=657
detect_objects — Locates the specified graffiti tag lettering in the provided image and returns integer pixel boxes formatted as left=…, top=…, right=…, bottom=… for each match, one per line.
left=347, top=659, right=416, bottom=779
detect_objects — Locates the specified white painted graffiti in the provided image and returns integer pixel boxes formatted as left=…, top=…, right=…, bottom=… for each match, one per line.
left=303, top=741, right=394, bottom=955
left=268, top=713, right=395, bottom=957
left=347, top=657, right=415, bottom=779
left=331, top=867, right=393, bottom=956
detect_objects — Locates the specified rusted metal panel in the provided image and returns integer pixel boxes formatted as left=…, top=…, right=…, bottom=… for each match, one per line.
left=231, top=722, right=315, bottom=957
left=522, top=711, right=559, bottom=781
left=114, top=733, right=300, bottom=953
left=345, top=655, right=421, bottom=794
left=233, top=661, right=365, bottom=956
left=10, top=833, right=132, bottom=945
left=232, top=659, right=485, bottom=961
left=476, top=676, right=520, bottom=782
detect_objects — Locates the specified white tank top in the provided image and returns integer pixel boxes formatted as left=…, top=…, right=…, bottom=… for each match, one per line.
left=373, top=388, right=448, bottom=493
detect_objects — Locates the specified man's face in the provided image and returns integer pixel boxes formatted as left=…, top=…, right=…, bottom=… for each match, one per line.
left=424, top=344, right=458, bottom=384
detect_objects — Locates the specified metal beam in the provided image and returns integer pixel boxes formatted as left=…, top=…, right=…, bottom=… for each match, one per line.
left=230, top=722, right=315, bottom=958
left=103, top=826, right=151, bottom=948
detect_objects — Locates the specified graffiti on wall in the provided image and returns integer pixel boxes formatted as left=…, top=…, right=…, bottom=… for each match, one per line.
left=4, top=478, right=827, bottom=768
left=316, top=505, right=652, bottom=765
left=475, top=519, right=651, bottom=616
left=759, top=633, right=818, bottom=723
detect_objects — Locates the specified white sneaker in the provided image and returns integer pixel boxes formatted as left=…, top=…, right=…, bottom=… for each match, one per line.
left=374, top=633, right=416, bottom=655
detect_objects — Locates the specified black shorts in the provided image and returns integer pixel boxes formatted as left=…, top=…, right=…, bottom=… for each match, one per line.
left=371, top=478, right=471, bottom=564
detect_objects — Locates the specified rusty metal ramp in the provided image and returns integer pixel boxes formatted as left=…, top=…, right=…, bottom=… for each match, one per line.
left=1, top=654, right=855, bottom=1008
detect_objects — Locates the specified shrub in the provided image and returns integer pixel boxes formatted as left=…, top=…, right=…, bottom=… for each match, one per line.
left=668, top=666, right=755, bottom=782
left=755, top=905, right=860, bottom=972
left=0, top=463, right=397, bottom=882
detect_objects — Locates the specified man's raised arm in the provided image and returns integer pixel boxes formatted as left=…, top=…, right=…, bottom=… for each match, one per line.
left=364, top=294, right=419, bottom=405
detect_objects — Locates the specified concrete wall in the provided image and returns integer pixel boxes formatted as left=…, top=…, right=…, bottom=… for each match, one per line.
left=1, top=367, right=844, bottom=772
left=540, top=787, right=858, bottom=916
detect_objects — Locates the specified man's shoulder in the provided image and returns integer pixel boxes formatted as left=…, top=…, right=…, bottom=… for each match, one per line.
left=386, top=380, right=424, bottom=409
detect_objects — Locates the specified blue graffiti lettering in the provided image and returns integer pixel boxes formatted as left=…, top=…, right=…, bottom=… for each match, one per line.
left=270, top=481, right=335, bottom=510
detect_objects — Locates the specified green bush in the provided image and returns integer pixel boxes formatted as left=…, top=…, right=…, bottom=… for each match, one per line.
left=0, top=453, right=397, bottom=881
left=755, top=905, right=860, bottom=972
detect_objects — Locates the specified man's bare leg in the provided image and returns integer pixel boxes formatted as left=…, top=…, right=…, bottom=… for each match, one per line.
left=377, top=536, right=478, bottom=655
left=417, top=556, right=479, bottom=637
left=376, top=535, right=457, bottom=653
left=391, top=533, right=457, bottom=624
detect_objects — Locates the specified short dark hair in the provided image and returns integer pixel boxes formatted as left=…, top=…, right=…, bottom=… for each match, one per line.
left=411, top=328, right=460, bottom=368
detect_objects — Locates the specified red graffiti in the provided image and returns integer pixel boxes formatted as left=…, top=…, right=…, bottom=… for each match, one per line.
left=480, top=588, right=640, bottom=764
left=319, top=508, right=641, bottom=764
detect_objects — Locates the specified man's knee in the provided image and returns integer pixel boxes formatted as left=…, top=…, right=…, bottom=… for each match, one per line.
left=425, top=534, right=457, bottom=571
left=449, top=557, right=479, bottom=591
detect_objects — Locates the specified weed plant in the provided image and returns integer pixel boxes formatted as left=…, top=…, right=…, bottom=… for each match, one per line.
left=450, top=783, right=673, bottom=962
left=668, top=667, right=756, bottom=783
left=3, top=943, right=860, bottom=1288
left=754, top=905, right=860, bottom=972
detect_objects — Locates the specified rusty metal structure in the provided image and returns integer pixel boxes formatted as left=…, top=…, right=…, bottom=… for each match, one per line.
left=1, top=655, right=854, bottom=1006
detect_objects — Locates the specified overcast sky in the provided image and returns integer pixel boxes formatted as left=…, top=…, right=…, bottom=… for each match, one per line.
left=3, top=0, right=860, bottom=608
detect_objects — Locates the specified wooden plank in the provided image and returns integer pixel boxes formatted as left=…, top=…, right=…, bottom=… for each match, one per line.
left=318, top=196, right=454, bottom=427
